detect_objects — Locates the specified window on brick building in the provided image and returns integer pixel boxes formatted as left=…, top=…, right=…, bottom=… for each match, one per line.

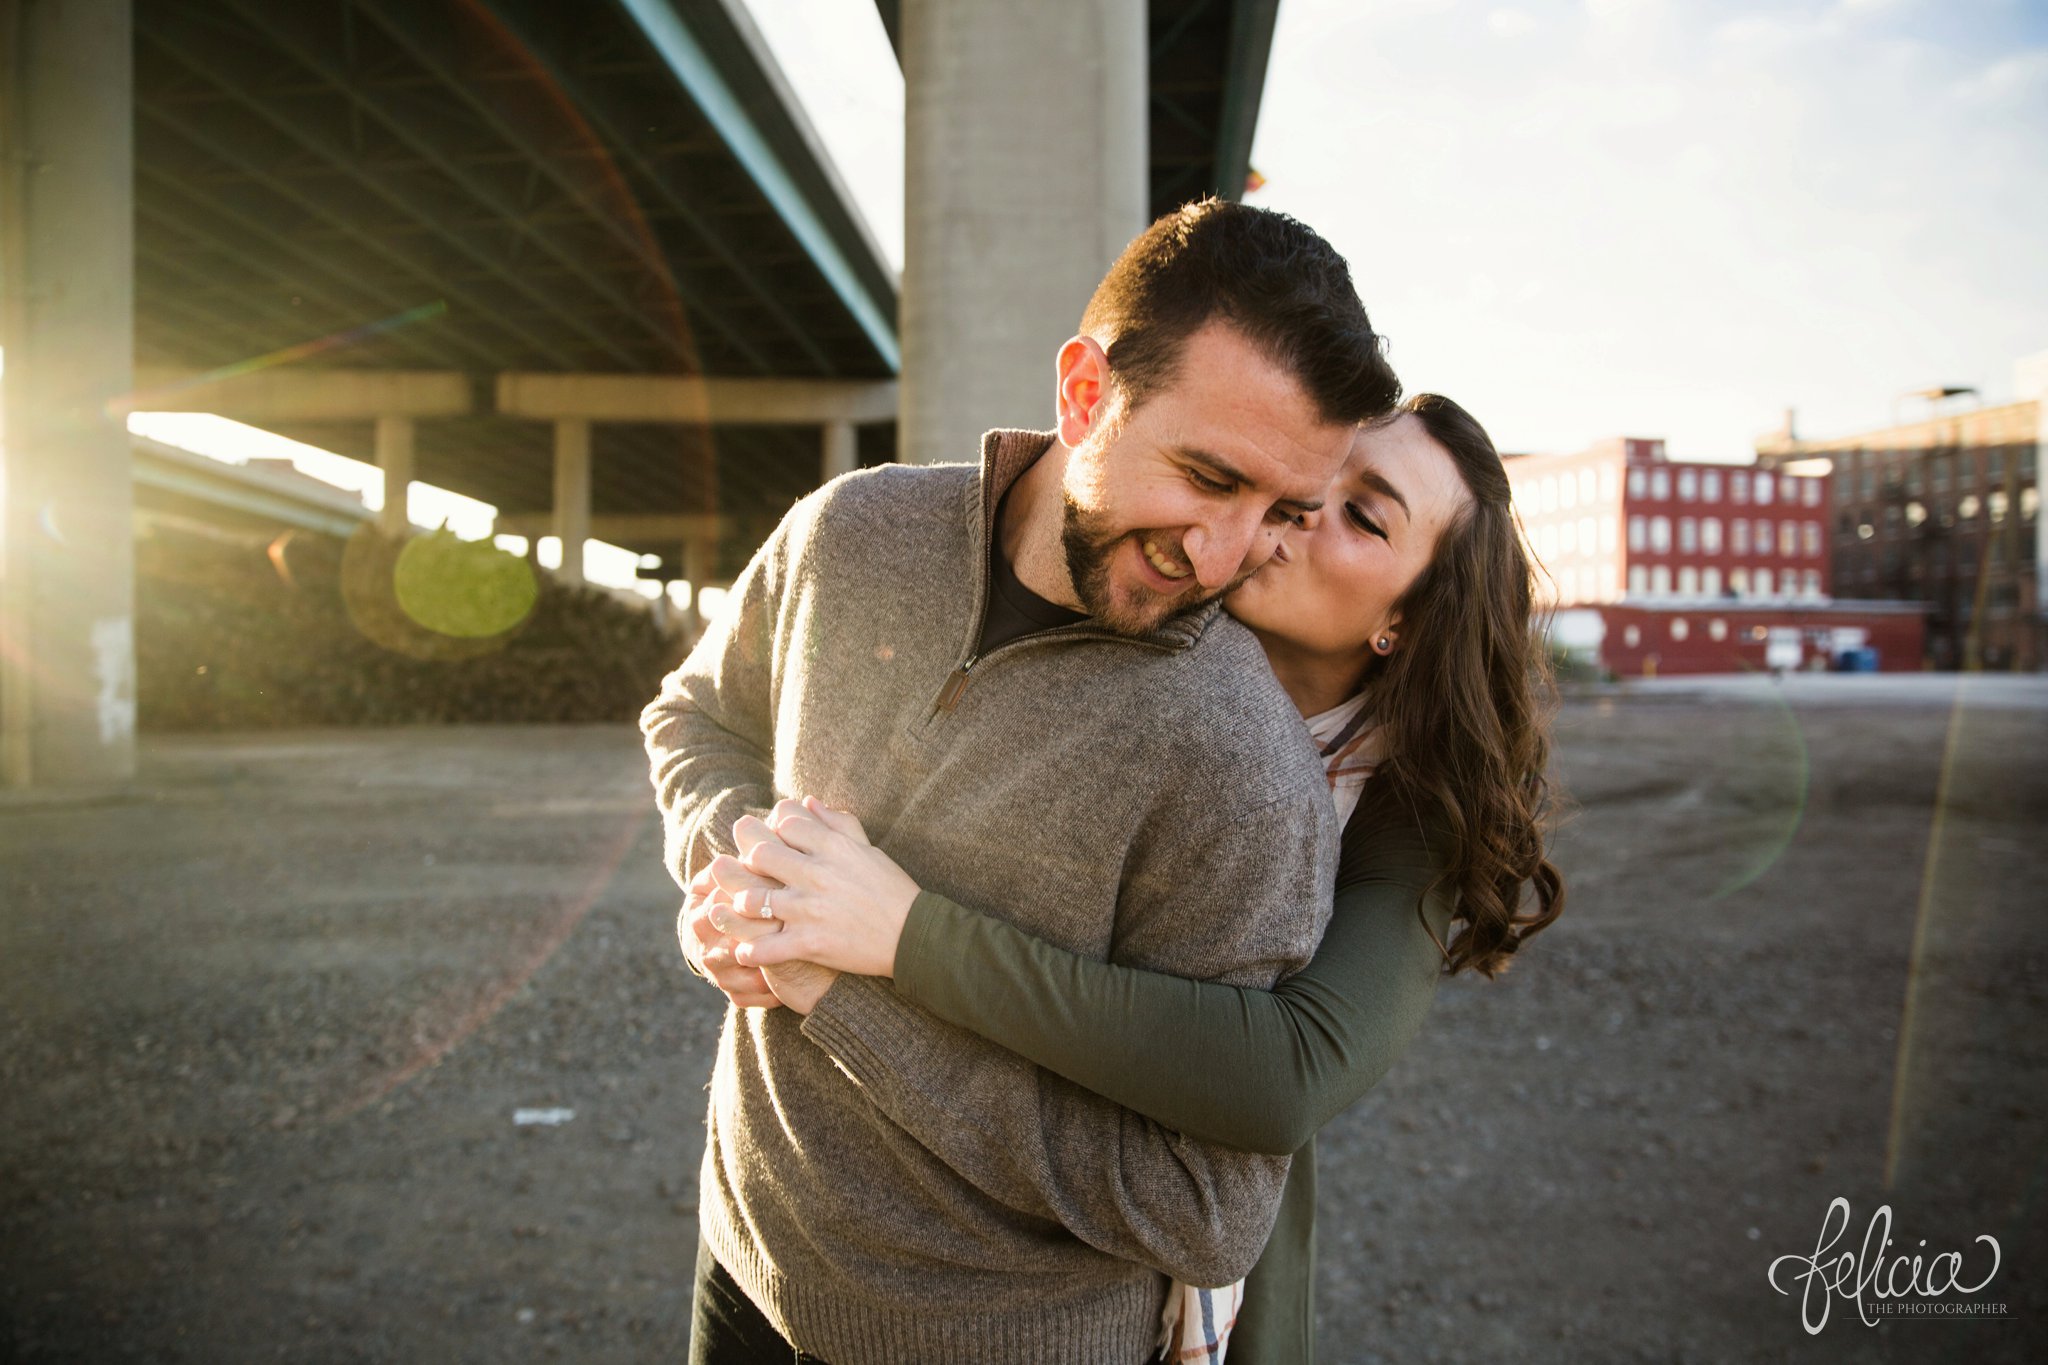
left=1932, top=454, right=1951, bottom=491
left=1628, top=515, right=1646, bottom=551
left=1702, top=470, right=1722, bottom=502
left=1756, top=568, right=1774, bottom=595
left=2024, top=487, right=2040, bottom=521
left=1600, top=518, right=1617, bottom=554
left=1802, top=478, right=1822, bottom=507
left=1561, top=520, right=1577, bottom=554
left=1679, top=517, right=1697, bottom=552
left=1651, top=469, right=1670, bottom=500
left=1990, top=489, right=2009, bottom=522
left=1629, top=565, right=1647, bottom=596
left=1780, top=474, right=1798, bottom=503
left=1730, top=567, right=1749, bottom=595
left=1959, top=494, right=1981, bottom=520
left=1623, top=624, right=1641, bottom=647
left=1580, top=469, right=1597, bottom=506
left=1755, top=472, right=1774, bottom=504
left=1678, top=469, right=1697, bottom=501
left=1541, top=476, right=1557, bottom=512
left=1709, top=618, right=1728, bottom=641
left=1905, top=501, right=1927, bottom=528
left=1651, top=565, right=1671, bottom=595
left=1732, top=474, right=1749, bottom=505
left=1732, top=519, right=1750, bottom=554
left=1650, top=516, right=1671, bottom=552
left=1671, top=617, right=1690, bottom=641
left=1628, top=467, right=1646, bottom=499
left=1560, top=474, right=1577, bottom=510
left=1756, top=518, right=1772, bottom=549
left=1780, top=522, right=1798, bottom=556
left=1678, top=567, right=1699, bottom=595
left=1581, top=516, right=1597, bottom=553
left=1601, top=466, right=1619, bottom=503
left=1702, top=566, right=1722, bottom=596
left=1804, top=570, right=1822, bottom=597
left=1804, top=522, right=1822, bottom=556
left=1701, top=517, right=1722, bottom=553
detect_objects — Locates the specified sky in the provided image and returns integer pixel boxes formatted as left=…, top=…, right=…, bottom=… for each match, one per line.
left=740, top=0, right=2048, bottom=461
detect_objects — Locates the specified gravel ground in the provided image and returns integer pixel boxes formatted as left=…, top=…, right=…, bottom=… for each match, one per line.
left=1, top=677, right=2043, bottom=1363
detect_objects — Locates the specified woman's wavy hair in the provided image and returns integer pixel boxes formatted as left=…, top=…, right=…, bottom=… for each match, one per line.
left=1362, top=393, right=1565, bottom=977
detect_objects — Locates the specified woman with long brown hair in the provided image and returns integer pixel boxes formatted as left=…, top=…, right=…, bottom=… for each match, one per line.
left=692, top=393, right=1565, bottom=1363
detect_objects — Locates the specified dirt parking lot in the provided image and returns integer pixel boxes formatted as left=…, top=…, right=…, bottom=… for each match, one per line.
left=2, top=675, right=2043, bottom=1363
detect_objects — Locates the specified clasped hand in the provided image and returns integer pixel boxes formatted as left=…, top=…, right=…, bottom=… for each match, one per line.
left=679, top=796, right=920, bottom=1014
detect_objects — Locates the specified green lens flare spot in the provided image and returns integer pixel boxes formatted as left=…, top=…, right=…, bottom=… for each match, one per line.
left=393, top=530, right=539, bottom=639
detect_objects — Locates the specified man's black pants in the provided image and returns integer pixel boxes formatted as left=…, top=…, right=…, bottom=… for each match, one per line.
left=688, top=1237, right=831, bottom=1365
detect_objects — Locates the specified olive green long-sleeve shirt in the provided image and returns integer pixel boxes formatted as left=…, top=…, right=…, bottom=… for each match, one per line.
left=872, top=781, right=1454, bottom=1364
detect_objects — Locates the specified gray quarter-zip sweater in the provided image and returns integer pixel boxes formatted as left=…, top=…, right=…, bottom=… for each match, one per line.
left=641, top=429, right=1337, bottom=1365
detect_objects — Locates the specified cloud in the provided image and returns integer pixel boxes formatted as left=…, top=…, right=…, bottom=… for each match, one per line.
left=1582, top=0, right=1662, bottom=24
left=1488, top=8, right=1540, bottom=38
left=1713, top=12, right=1845, bottom=51
left=1953, top=47, right=2048, bottom=106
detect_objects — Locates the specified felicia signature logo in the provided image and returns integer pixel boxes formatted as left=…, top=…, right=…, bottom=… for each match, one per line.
left=1767, top=1197, right=2002, bottom=1333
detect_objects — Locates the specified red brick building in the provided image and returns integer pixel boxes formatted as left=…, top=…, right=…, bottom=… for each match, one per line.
left=1506, top=434, right=1936, bottom=676
left=1507, top=436, right=1832, bottom=609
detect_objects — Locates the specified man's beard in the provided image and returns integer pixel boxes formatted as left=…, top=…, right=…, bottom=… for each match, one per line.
left=1059, top=491, right=1234, bottom=637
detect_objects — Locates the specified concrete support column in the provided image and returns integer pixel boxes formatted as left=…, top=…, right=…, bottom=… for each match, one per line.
left=682, top=538, right=714, bottom=641
left=899, top=0, right=1147, bottom=465
left=821, top=419, right=858, bottom=485
left=373, top=415, right=415, bottom=537
left=0, top=0, right=136, bottom=788
left=552, top=418, right=591, bottom=586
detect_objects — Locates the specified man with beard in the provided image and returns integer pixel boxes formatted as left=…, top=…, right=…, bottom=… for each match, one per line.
left=642, top=197, right=1401, bottom=1365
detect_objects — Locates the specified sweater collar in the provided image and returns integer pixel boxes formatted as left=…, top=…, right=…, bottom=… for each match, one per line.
left=972, top=428, right=1219, bottom=652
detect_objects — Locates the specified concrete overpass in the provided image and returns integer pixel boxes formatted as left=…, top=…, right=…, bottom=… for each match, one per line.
left=1, top=0, right=1280, bottom=786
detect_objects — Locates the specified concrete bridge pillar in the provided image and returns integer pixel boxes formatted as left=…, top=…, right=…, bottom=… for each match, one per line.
left=0, top=0, right=136, bottom=787
left=373, top=415, right=415, bottom=537
left=552, top=418, right=591, bottom=586
left=898, top=0, right=1147, bottom=465
left=821, top=419, right=858, bottom=484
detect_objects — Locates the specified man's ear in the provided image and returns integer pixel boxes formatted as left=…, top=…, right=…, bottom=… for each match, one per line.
left=1055, top=336, right=1112, bottom=447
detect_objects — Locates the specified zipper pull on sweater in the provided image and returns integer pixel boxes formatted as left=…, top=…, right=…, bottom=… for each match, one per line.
left=935, top=661, right=974, bottom=712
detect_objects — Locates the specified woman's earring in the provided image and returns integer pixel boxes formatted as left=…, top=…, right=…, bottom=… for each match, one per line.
left=1375, top=635, right=1393, bottom=655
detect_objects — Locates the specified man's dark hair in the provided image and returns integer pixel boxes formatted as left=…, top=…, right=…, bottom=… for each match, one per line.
left=1079, top=197, right=1400, bottom=425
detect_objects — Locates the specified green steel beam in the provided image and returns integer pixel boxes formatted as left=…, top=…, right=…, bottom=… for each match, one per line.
left=614, top=0, right=899, bottom=372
